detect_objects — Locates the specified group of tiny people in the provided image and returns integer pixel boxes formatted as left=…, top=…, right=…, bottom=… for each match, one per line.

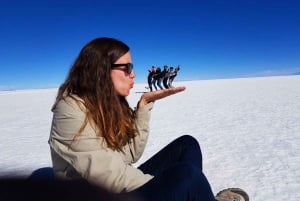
left=147, top=65, right=180, bottom=91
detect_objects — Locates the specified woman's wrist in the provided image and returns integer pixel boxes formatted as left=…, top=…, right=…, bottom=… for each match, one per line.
left=138, top=96, right=152, bottom=108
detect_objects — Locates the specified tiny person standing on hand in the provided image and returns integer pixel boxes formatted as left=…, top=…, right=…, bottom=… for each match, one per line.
left=48, top=37, right=249, bottom=201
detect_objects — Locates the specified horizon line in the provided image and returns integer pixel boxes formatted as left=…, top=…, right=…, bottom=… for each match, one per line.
left=1, top=73, right=300, bottom=92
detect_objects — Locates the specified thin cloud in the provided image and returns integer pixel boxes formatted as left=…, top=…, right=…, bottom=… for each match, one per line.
left=0, top=85, right=16, bottom=91
left=245, top=67, right=300, bottom=77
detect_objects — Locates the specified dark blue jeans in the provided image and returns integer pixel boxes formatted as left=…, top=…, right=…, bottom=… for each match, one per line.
left=129, top=135, right=215, bottom=201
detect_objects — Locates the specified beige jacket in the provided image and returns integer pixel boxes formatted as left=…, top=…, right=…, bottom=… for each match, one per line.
left=48, top=95, right=154, bottom=193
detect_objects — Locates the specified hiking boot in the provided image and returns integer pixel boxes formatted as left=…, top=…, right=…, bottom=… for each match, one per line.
left=215, top=188, right=249, bottom=201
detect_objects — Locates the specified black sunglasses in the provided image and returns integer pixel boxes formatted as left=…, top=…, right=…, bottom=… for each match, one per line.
left=111, top=63, right=133, bottom=74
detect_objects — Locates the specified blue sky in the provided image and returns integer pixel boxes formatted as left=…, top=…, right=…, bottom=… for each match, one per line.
left=1, top=0, right=300, bottom=90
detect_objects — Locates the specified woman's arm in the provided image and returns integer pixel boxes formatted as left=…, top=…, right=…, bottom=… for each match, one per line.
left=49, top=97, right=153, bottom=193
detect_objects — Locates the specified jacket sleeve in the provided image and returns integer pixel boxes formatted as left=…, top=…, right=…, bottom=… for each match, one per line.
left=49, top=97, right=153, bottom=193
left=126, top=102, right=154, bottom=163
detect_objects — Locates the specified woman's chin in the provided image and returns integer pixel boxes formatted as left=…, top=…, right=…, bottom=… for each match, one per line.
left=121, top=90, right=131, bottom=97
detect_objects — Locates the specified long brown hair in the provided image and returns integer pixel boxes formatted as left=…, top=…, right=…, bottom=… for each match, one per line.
left=56, top=37, right=137, bottom=151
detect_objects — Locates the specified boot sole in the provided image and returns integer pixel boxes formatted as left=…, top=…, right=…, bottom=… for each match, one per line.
left=216, top=188, right=249, bottom=201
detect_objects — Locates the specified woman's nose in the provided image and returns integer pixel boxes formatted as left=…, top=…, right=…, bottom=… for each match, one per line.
left=130, top=70, right=135, bottom=78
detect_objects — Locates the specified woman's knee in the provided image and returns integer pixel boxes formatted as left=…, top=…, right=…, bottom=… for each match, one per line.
left=177, top=135, right=199, bottom=146
left=176, top=135, right=202, bottom=155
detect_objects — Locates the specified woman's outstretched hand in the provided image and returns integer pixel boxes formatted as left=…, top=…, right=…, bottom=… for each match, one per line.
left=138, top=86, right=186, bottom=108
